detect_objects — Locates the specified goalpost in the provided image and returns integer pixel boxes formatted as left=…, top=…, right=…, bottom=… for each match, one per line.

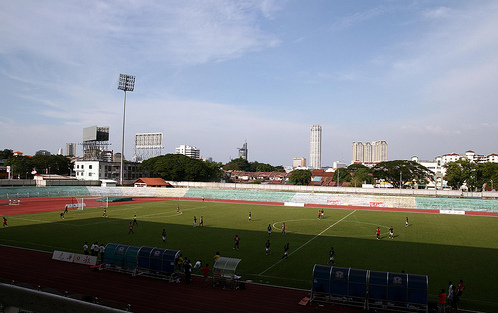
left=73, top=197, right=109, bottom=210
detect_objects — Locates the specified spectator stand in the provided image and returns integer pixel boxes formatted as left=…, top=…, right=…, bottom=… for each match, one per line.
left=311, top=265, right=428, bottom=313
left=212, top=257, right=242, bottom=290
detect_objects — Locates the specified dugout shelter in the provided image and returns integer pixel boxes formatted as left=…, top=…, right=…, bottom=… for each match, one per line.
left=212, top=257, right=242, bottom=289
left=104, top=243, right=180, bottom=282
left=137, top=246, right=180, bottom=282
left=311, top=265, right=428, bottom=313
left=103, top=243, right=140, bottom=273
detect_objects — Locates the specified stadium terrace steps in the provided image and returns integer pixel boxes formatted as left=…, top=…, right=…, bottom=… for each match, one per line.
left=2, top=185, right=498, bottom=213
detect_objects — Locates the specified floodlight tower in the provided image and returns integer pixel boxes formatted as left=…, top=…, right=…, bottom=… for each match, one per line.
left=117, top=74, right=135, bottom=186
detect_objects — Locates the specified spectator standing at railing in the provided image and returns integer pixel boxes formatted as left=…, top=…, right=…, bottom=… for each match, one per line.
left=438, top=289, right=446, bottom=313
left=93, top=242, right=100, bottom=257
left=183, top=258, right=192, bottom=284
left=214, top=252, right=221, bottom=263
left=202, top=264, right=210, bottom=282
left=83, top=242, right=89, bottom=255
left=99, top=243, right=105, bottom=262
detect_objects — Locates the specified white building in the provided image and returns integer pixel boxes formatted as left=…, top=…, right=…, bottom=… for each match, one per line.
left=412, top=156, right=445, bottom=189
left=352, top=141, right=388, bottom=164
left=74, top=161, right=100, bottom=181
left=74, top=160, right=142, bottom=182
left=175, top=145, right=200, bottom=159
left=292, top=157, right=307, bottom=168
left=441, top=150, right=498, bottom=166
left=309, top=125, right=322, bottom=169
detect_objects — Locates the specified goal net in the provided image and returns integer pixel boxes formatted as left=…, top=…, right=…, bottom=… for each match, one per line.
left=72, top=197, right=109, bottom=210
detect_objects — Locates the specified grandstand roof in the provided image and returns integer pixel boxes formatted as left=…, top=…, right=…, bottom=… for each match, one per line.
left=133, top=177, right=171, bottom=187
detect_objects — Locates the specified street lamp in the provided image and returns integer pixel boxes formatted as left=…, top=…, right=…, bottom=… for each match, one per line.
left=117, top=74, right=135, bottom=186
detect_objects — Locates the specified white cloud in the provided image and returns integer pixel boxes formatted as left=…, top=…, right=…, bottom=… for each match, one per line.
left=329, top=6, right=392, bottom=32
left=423, top=6, right=451, bottom=19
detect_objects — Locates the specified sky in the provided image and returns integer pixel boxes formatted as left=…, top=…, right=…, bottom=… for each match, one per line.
left=1, top=1, right=498, bottom=167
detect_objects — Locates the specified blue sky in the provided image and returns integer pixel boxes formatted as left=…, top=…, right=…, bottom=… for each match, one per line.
left=1, top=1, right=498, bottom=166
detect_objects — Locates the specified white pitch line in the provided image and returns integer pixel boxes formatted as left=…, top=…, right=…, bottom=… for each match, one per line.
left=259, top=210, right=356, bottom=276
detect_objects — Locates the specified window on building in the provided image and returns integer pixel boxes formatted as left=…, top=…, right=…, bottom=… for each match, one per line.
left=89, top=165, right=93, bottom=169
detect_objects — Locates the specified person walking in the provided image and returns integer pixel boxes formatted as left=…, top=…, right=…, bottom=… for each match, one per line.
left=327, top=247, right=335, bottom=265
left=233, top=235, right=240, bottom=250
left=376, top=227, right=381, bottom=240
left=2, top=217, right=7, bottom=227
left=281, top=223, right=286, bottom=235
left=267, top=224, right=272, bottom=236
left=133, top=215, right=138, bottom=226
left=265, top=239, right=271, bottom=255
left=193, top=216, right=197, bottom=227
left=128, top=222, right=134, bottom=234
left=162, top=229, right=166, bottom=243
left=282, top=243, right=289, bottom=259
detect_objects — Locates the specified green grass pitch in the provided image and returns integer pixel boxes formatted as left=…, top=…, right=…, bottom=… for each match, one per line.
left=1, top=200, right=497, bottom=312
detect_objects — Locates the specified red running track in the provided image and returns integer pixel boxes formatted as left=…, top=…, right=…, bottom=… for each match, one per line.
left=0, top=245, right=363, bottom=313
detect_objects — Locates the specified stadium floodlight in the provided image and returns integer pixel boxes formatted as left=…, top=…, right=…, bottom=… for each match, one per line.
left=118, top=74, right=135, bottom=186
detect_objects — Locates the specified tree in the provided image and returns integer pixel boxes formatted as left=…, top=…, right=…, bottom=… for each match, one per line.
left=444, top=160, right=498, bottom=191
left=0, top=149, right=13, bottom=159
left=289, top=169, right=312, bottom=185
left=140, top=154, right=221, bottom=182
left=333, top=167, right=351, bottom=183
left=223, top=159, right=284, bottom=172
left=223, top=158, right=252, bottom=171
left=444, top=161, right=466, bottom=190
left=351, top=167, right=374, bottom=187
left=5, top=156, right=33, bottom=178
left=480, top=162, right=498, bottom=190
left=372, top=160, right=433, bottom=189
left=31, top=155, right=71, bottom=175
